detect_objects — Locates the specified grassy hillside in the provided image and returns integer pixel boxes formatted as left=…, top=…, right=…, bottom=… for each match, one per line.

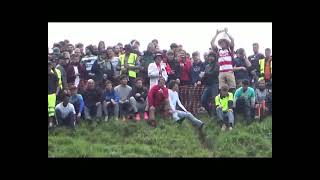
left=48, top=115, right=272, bottom=157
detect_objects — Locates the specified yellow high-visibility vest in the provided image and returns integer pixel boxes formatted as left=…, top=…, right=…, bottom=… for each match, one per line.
left=259, top=58, right=272, bottom=81
left=51, top=68, right=62, bottom=89
left=119, top=53, right=138, bottom=78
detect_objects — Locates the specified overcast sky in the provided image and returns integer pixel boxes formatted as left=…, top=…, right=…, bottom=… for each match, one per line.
left=48, top=23, right=272, bottom=59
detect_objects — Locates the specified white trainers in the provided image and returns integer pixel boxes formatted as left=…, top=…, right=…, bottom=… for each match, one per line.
left=221, top=124, right=226, bottom=131
left=104, top=116, right=109, bottom=122
left=229, top=126, right=233, bottom=131
left=49, top=122, right=53, bottom=128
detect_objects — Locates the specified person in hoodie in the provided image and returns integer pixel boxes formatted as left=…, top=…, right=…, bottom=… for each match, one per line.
left=191, top=51, right=205, bottom=86
left=167, top=50, right=181, bottom=83
left=107, top=46, right=121, bottom=85
left=129, top=78, right=149, bottom=121
left=82, top=79, right=103, bottom=121
left=178, top=50, right=192, bottom=86
left=91, top=50, right=114, bottom=89
left=139, top=42, right=156, bottom=86
left=200, top=52, right=220, bottom=117
left=102, top=80, right=120, bottom=121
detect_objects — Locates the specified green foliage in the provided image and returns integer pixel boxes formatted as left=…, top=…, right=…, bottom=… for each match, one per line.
left=48, top=115, right=272, bottom=157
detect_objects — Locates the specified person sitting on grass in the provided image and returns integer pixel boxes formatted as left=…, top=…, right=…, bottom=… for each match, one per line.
left=148, top=77, right=170, bottom=127
left=55, top=93, right=76, bottom=128
left=69, top=85, right=84, bottom=124
left=254, top=79, right=269, bottom=120
left=82, top=79, right=103, bottom=121
left=215, top=85, right=235, bottom=131
left=102, top=80, right=120, bottom=121
left=129, top=78, right=149, bottom=121
left=168, top=80, right=204, bottom=130
left=234, top=79, right=255, bottom=122
left=114, top=75, right=132, bottom=121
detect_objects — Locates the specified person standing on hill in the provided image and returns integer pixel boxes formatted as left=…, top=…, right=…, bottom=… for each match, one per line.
left=248, top=43, right=265, bottom=87
left=148, top=52, right=168, bottom=89
left=107, top=46, right=121, bottom=85
left=81, top=45, right=98, bottom=80
left=140, top=42, right=156, bottom=86
left=191, top=51, right=205, bottom=86
left=48, top=61, right=60, bottom=128
left=167, top=50, right=181, bottom=83
left=178, top=50, right=192, bottom=86
left=211, top=28, right=236, bottom=93
left=119, top=44, right=140, bottom=87
left=200, top=52, right=220, bottom=117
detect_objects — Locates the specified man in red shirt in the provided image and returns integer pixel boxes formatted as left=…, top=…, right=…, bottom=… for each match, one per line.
left=147, top=77, right=170, bottom=127
left=178, top=50, right=192, bottom=86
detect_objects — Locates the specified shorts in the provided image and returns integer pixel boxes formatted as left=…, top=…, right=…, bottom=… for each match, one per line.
left=219, top=71, right=236, bottom=89
left=48, top=93, right=56, bottom=117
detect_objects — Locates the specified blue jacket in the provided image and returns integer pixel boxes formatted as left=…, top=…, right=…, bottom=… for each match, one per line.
left=69, top=94, right=84, bottom=113
left=103, top=89, right=120, bottom=103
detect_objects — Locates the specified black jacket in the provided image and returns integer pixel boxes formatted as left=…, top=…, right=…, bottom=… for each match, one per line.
left=129, top=86, right=148, bottom=103
left=82, top=88, right=103, bottom=107
left=167, top=60, right=181, bottom=81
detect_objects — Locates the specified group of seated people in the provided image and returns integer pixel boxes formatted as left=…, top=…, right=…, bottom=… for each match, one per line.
left=48, top=29, right=272, bottom=131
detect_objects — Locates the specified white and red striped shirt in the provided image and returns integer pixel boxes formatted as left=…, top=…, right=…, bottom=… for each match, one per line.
left=218, top=49, right=233, bottom=72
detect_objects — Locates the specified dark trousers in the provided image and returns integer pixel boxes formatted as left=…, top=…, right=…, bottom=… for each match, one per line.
left=180, top=80, right=191, bottom=86
left=119, top=101, right=131, bottom=116
left=235, top=97, right=253, bottom=121
left=201, top=83, right=219, bottom=116
left=128, top=77, right=136, bottom=87
left=55, top=109, right=75, bottom=128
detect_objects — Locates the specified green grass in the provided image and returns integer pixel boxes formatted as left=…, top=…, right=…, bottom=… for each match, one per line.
left=48, top=115, right=272, bottom=157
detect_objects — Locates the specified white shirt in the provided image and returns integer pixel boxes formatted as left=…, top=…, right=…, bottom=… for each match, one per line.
left=55, top=102, right=76, bottom=119
left=168, top=89, right=187, bottom=112
left=169, top=89, right=188, bottom=120
left=148, top=62, right=168, bottom=89
left=73, top=65, right=80, bottom=87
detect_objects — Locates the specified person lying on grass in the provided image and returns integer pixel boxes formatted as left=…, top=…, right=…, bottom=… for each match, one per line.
left=168, top=80, right=204, bottom=130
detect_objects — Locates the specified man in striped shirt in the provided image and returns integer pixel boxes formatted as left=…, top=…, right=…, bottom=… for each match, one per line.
left=211, top=28, right=236, bottom=93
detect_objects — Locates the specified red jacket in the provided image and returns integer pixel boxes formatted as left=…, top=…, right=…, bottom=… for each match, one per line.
left=148, top=84, right=168, bottom=107
left=179, top=58, right=192, bottom=81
